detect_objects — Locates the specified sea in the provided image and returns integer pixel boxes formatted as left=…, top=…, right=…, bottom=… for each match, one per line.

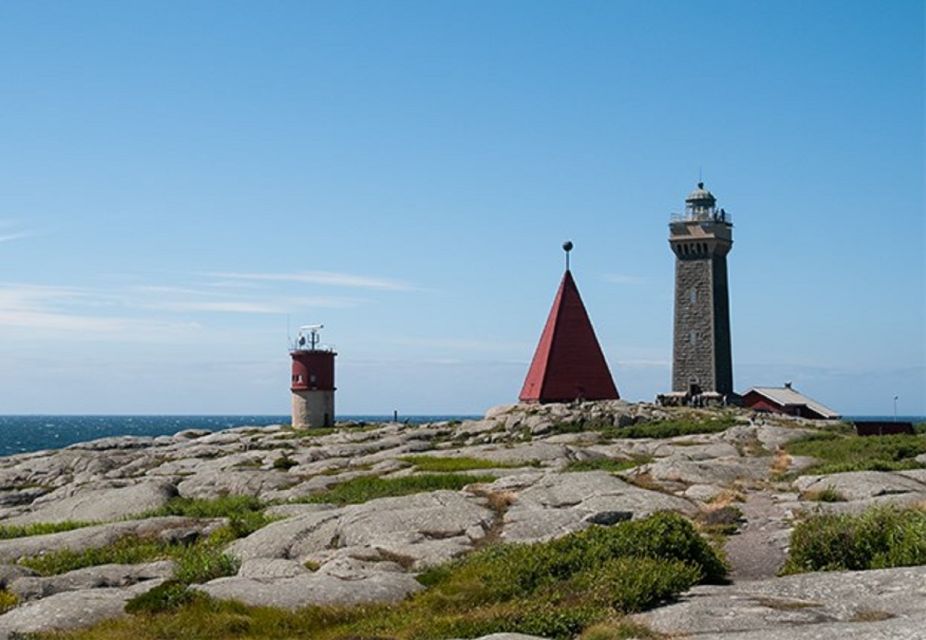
left=0, top=415, right=479, bottom=458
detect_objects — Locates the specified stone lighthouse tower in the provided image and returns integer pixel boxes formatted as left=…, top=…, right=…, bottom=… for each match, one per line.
left=290, top=325, right=336, bottom=428
left=669, top=183, right=734, bottom=400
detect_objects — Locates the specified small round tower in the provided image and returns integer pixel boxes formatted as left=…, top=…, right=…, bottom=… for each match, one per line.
left=290, top=325, right=336, bottom=428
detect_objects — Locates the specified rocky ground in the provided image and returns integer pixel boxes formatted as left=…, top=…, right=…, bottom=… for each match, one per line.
left=0, top=401, right=924, bottom=639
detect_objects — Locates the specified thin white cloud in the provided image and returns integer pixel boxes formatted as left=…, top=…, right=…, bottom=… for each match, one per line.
left=207, top=270, right=415, bottom=291
left=143, top=296, right=360, bottom=314
left=0, top=232, right=31, bottom=243
left=390, top=337, right=532, bottom=353
left=0, top=284, right=203, bottom=336
left=603, top=273, right=646, bottom=285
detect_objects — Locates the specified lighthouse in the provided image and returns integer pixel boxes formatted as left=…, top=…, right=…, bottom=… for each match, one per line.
left=669, top=182, right=734, bottom=401
left=290, top=325, right=336, bottom=428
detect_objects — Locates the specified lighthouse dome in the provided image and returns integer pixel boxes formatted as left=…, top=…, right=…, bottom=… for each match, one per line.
left=685, top=182, right=716, bottom=206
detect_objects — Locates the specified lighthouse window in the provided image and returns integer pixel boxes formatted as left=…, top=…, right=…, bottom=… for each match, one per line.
left=689, top=330, right=697, bottom=345
left=310, top=374, right=317, bottom=384
left=296, top=375, right=303, bottom=383
left=689, top=288, right=697, bottom=303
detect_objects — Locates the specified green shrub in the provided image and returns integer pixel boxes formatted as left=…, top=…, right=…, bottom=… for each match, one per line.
left=0, top=589, right=18, bottom=614
left=302, top=473, right=495, bottom=505
left=125, top=580, right=204, bottom=614
left=273, top=455, right=297, bottom=470
left=914, top=422, right=926, bottom=435
left=400, top=455, right=526, bottom=472
left=418, top=511, right=725, bottom=599
left=0, top=520, right=96, bottom=540
left=782, top=506, right=926, bottom=574
left=172, top=544, right=240, bottom=584
left=786, top=433, right=926, bottom=475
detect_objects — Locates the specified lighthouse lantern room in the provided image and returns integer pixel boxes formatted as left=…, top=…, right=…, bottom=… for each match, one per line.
left=290, top=325, right=336, bottom=428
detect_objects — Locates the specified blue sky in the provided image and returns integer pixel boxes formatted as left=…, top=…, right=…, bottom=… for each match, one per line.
left=0, top=0, right=923, bottom=416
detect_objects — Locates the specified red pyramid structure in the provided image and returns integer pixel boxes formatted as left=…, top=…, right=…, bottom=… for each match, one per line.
left=519, top=269, right=620, bottom=403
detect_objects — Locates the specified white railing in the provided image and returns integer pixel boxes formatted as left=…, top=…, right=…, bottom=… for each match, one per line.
left=670, top=210, right=733, bottom=225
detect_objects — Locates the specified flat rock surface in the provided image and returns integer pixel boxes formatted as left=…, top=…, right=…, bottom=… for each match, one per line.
left=0, top=579, right=165, bottom=638
left=3, top=480, right=178, bottom=525
left=230, top=490, right=493, bottom=569
left=499, top=470, right=696, bottom=542
left=632, top=565, right=926, bottom=638
left=195, top=570, right=423, bottom=609
left=793, top=470, right=926, bottom=502
left=10, top=561, right=174, bottom=601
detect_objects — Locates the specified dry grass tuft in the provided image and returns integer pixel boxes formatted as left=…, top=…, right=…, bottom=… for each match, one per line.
left=770, top=449, right=792, bottom=477
left=850, top=609, right=895, bottom=622
left=707, top=489, right=745, bottom=509
left=623, top=472, right=671, bottom=494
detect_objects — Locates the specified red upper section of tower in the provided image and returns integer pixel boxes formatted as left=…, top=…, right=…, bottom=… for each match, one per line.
left=519, top=270, right=619, bottom=403
left=290, top=350, right=336, bottom=392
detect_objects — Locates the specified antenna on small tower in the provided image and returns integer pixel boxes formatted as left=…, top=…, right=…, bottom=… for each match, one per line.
left=563, top=240, right=573, bottom=271
left=296, top=324, right=324, bottom=351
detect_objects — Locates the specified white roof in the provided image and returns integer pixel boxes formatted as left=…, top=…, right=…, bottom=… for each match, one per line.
left=746, top=386, right=840, bottom=419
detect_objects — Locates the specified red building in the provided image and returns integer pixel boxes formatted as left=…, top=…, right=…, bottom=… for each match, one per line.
left=741, top=383, right=839, bottom=420
left=520, top=254, right=619, bottom=403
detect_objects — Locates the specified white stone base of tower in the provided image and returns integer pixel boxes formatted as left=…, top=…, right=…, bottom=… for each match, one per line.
left=291, top=390, right=334, bottom=428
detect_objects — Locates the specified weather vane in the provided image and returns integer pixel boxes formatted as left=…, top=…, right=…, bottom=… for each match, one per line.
left=563, top=240, right=573, bottom=271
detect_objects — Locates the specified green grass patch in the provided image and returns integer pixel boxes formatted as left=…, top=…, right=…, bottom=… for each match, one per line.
left=579, top=620, right=662, bottom=640
left=17, top=499, right=260, bottom=584
left=19, top=536, right=173, bottom=576
left=617, top=417, right=737, bottom=439
left=300, top=473, right=495, bottom=505
left=785, top=432, right=926, bottom=475
left=801, top=486, right=846, bottom=502
left=0, top=589, right=18, bottom=614
left=400, top=455, right=528, bottom=472
left=563, top=456, right=652, bottom=473
left=20, top=533, right=240, bottom=583
left=47, top=512, right=722, bottom=640
left=144, top=495, right=272, bottom=538
left=914, top=422, right=926, bottom=435
left=782, top=505, right=926, bottom=574
left=547, top=416, right=737, bottom=440
left=0, top=520, right=96, bottom=540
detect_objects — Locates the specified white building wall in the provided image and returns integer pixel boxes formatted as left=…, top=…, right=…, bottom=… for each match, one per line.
left=291, top=390, right=335, bottom=428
